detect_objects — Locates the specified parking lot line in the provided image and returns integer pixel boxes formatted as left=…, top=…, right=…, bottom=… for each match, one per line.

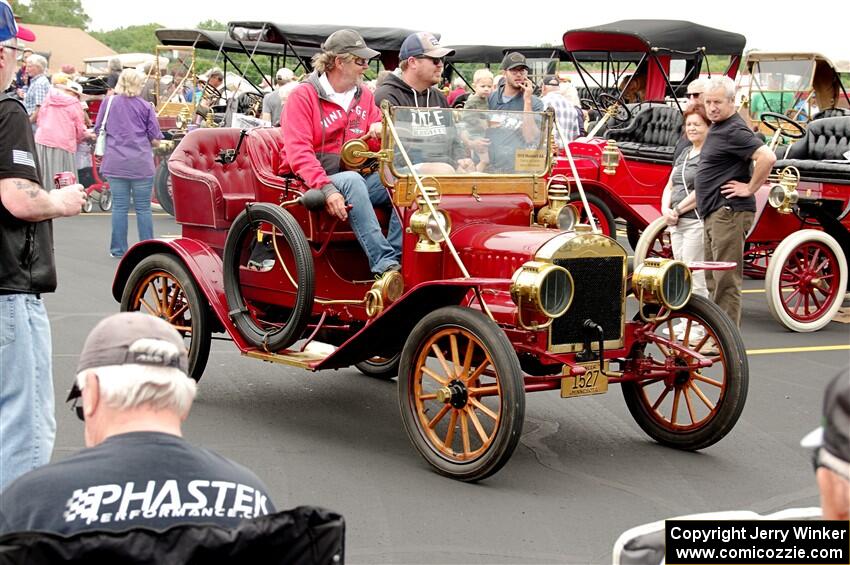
left=747, top=344, right=850, bottom=355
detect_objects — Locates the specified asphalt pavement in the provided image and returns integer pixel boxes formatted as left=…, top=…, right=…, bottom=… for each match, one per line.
left=46, top=212, right=849, bottom=564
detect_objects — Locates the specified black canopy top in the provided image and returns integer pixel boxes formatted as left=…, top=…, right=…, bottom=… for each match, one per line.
left=564, top=20, right=746, bottom=56
left=227, top=22, right=430, bottom=52
left=446, top=45, right=569, bottom=64
left=155, top=29, right=306, bottom=57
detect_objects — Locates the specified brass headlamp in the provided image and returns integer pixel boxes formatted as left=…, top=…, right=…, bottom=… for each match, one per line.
left=510, top=261, right=574, bottom=329
left=632, top=258, right=692, bottom=316
left=537, top=175, right=578, bottom=230
left=601, top=140, right=620, bottom=175
left=767, top=166, right=801, bottom=214
left=408, top=185, right=451, bottom=252
left=365, top=270, right=404, bottom=317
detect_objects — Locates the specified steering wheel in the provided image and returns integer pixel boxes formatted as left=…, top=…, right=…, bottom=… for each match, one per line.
left=580, top=98, right=595, bottom=111
left=760, top=112, right=806, bottom=139
left=598, top=93, right=632, bottom=123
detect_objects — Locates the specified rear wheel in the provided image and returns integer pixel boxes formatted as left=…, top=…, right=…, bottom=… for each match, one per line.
left=155, top=160, right=174, bottom=216
left=355, top=354, right=401, bottom=380
left=632, top=216, right=673, bottom=267
left=569, top=193, right=615, bottom=237
left=120, top=253, right=212, bottom=381
left=622, top=295, right=747, bottom=450
left=398, top=306, right=525, bottom=481
left=765, top=230, right=847, bottom=332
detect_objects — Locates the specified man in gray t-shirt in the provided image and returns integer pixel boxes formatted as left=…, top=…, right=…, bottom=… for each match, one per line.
left=0, top=313, right=276, bottom=535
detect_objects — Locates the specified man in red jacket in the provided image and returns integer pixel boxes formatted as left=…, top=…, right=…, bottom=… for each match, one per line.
left=279, top=29, right=401, bottom=275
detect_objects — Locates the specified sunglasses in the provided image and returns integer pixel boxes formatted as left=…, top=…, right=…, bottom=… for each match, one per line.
left=686, top=92, right=702, bottom=99
left=351, top=57, right=369, bottom=68
left=70, top=397, right=85, bottom=421
left=416, top=55, right=444, bottom=65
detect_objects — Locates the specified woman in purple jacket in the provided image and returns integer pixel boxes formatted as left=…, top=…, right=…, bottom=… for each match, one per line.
left=94, top=69, right=163, bottom=258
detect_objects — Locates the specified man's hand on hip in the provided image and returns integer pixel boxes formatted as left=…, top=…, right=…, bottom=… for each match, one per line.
left=720, top=180, right=752, bottom=198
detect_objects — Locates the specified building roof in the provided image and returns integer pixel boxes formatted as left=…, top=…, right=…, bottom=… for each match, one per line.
left=23, top=24, right=115, bottom=73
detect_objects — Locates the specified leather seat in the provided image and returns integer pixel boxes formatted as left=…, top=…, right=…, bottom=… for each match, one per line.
left=606, top=106, right=682, bottom=163
left=811, top=107, right=850, bottom=121
left=168, top=128, right=256, bottom=229
left=775, top=116, right=850, bottom=182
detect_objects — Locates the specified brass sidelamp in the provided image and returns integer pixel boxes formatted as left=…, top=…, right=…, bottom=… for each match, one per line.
left=408, top=184, right=452, bottom=253
left=537, top=174, right=578, bottom=230
left=767, top=166, right=801, bottom=214
left=601, top=140, right=620, bottom=175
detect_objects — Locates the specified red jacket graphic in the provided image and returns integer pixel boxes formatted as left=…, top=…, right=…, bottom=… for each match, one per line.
left=278, top=73, right=381, bottom=193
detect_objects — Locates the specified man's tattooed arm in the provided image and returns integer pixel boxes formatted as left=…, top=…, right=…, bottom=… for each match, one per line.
left=13, top=178, right=45, bottom=199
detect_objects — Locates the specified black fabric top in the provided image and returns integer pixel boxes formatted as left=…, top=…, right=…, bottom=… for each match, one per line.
left=155, top=29, right=301, bottom=57
left=694, top=113, right=764, bottom=217
left=228, top=22, right=427, bottom=52
left=564, top=20, right=746, bottom=55
left=0, top=432, right=276, bottom=536
left=0, top=95, right=56, bottom=294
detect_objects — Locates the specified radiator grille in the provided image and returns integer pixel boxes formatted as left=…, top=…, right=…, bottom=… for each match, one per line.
left=551, top=256, right=624, bottom=347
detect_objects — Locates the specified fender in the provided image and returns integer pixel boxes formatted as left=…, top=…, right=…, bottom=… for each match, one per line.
left=314, top=278, right=509, bottom=371
left=112, top=238, right=242, bottom=342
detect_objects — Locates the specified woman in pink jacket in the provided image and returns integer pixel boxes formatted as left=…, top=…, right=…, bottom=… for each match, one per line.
left=34, top=81, right=91, bottom=189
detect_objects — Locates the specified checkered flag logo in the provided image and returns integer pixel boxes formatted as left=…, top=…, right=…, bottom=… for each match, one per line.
left=63, top=488, right=101, bottom=523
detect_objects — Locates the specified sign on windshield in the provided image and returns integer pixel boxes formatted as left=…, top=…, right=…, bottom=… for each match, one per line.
left=386, top=107, right=552, bottom=178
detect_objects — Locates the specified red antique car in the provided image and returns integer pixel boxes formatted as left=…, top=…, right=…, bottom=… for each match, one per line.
left=550, top=20, right=746, bottom=244
left=111, top=96, right=750, bottom=481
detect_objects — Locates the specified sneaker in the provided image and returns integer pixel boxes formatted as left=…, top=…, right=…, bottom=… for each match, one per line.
left=109, top=252, right=123, bottom=259
left=375, top=263, right=401, bottom=279
left=661, top=321, right=686, bottom=337
left=247, top=259, right=275, bottom=272
left=699, top=337, right=720, bottom=357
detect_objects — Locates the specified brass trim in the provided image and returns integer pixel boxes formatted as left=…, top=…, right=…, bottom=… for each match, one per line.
left=244, top=349, right=326, bottom=369
left=632, top=258, right=693, bottom=315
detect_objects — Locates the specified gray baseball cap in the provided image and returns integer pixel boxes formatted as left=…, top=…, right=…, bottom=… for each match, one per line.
left=67, top=312, right=189, bottom=401
left=501, top=52, right=529, bottom=71
left=322, top=29, right=379, bottom=59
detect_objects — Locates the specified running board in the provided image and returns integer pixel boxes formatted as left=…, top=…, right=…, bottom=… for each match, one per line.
left=243, top=345, right=332, bottom=371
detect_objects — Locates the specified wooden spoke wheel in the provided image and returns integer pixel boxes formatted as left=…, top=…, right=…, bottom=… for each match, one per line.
left=765, top=230, right=848, bottom=332
left=355, top=353, right=401, bottom=380
left=120, top=253, right=211, bottom=381
left=631, top=216, right=673, bottom=267
left=743, top=242, right=775, bottom=280
left=622, top=295, right=748, bottom=450
left=569, top=193, right=615, bottom=237
left=398, top=306, right=524, bottom=482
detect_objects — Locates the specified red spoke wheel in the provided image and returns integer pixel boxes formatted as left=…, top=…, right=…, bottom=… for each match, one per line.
left=622, top=295, right=748, bottom=450
left=120, top=254, right=212, bottom=381
left=631, top=216, right=674, bottom=267
left=398, top=306, right=524, bottom=481
left=765, top=230, right=847, bottom=332
left=569, top=193, right=615, bottom=238
left=743, top=242, right=775, bottom=280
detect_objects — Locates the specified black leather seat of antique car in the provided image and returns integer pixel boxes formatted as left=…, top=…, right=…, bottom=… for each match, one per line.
left=774, top=116, right=850, bottom=182
left=811, top=107, right=850, bottom=121
left=605, top=105, right=683, bottom=163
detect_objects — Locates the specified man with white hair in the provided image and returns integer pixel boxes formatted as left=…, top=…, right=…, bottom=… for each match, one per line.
left=261, top=67, right=295, bottom=125
left=0, top=312, right=276, bottom=534
left=695, top=75, right=776, bottom=327
left=23, top=53, right=48, bottom=121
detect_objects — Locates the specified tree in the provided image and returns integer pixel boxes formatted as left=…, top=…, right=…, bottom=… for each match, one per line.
left=91, top=24, right=163, bottom=55
left=196, top=20, right=226, bottom=31
left=16, top=0, right=90, bottom=29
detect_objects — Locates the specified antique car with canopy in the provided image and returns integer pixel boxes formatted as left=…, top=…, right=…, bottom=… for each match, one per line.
left=552, top=20, right=746, bottom=243
left=740, top=50, right=850, bottom=135
left=112, top=83, right=749, bottom=480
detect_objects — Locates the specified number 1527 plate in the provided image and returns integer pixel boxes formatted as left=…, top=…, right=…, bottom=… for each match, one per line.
left=561, top=361, right=609, bottom=398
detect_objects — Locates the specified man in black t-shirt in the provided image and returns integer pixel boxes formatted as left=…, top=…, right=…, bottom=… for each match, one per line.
left=695, top=76, right=776, bottom=327
left=0, top=313, right=277, bottom=535
left=0, top=11, right=87, bottom=492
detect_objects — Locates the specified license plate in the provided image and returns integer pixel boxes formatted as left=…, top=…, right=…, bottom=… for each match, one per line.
left=561, top=361, right=609, bottom=398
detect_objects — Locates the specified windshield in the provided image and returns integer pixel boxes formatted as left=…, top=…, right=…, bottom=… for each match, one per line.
left=752, top=60, right=815, bottom=92
left=386, top=106, right=552, bottom=177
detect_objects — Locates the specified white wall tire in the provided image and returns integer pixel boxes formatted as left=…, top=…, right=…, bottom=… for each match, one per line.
left=765, top=230, right=848, bottom=332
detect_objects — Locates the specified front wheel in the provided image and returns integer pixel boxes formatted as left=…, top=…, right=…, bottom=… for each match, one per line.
left=622, top=295, right=748, bottom=450
left=632, top=216, right=673, bottom=267
left=99, top=190, right=113, bottom=212
left=355, top=353, right=400, bottom=380
left=120, top=253, right=212, bottom=381
left=765, top=230, right=848, bottom=332
left=398, top=306, right=525, bottom=482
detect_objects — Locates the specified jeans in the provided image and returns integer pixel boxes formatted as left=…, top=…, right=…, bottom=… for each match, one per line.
left=108, top=176, right=154, bottom=257
left=703, top=207, right=754, bottom=327
left=669, top=217, right=708, bottom=299
left=329, top=171, right=402, bottom=274
left=0, top=294, right=55, bottom=491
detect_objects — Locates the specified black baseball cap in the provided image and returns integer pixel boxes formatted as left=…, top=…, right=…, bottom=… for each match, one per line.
left=801, top=369, right=850, bottom=465
left=67, top=312, right=189, bottom=401
left=543, top=75, right=559, bottom=87
left=322, top=29, right=379, bottom=59
left=501, top=52, right=529, bottom=71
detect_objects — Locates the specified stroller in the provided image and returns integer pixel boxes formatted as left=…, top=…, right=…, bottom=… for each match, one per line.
left=77, top=137, right=112, bottom=213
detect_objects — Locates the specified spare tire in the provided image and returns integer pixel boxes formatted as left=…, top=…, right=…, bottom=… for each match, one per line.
left=223, top=203, right=314, bottom=351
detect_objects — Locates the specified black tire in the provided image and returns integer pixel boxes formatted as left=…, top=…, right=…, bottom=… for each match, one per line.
left=398, top=306, right=525, bottom=481
left=355, top=353, right=401, bottom=380
left=155, top=160, right=174, bottom=216
left=223, top=203, right=314, bottom=351
left=99, top=190, right=113, bottom=212
left=626, top=223, right=641, bottom=253
left=569, top=193, right=616, bottom=237
left=621, top=295, right=748, bottom=450
left=120, top=253, right=212, bottom=381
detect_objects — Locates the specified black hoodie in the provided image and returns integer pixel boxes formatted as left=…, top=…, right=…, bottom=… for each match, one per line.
left=374, top=74, right=466, bottom=166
